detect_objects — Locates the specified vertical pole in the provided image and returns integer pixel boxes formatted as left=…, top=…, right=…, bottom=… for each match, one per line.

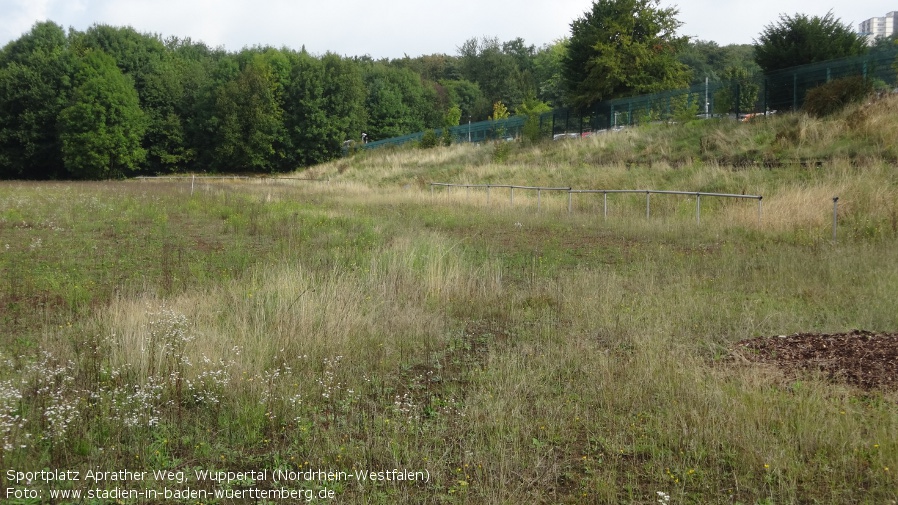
left=467, top=186, right=470, bottom=200
left=430, top=184, right=434, bottom=201
left=832, top=197, right=839, bottom=242
left=603, top=192, right=608, bottom=220
left=705, top=76, right=709, bottom=117
left=758, top=197, right=763, bottom=226
left=793, top=73, right=798, bottom=111
left=487, top=185, right=491, bottom=205
left=696, top=194, right=701, bottom=224
left=537, top=189, right=542, bottom=212
left=646, top=191, right=650, bottom=219
left=568, top=191, right=572, bottom=214
left=510, top=187, right=514, bottom=206
left=191, top=174, right=195, bottom=196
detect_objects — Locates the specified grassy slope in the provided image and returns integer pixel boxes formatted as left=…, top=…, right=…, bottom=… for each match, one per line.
left=0, top=99, right=896, bottom=504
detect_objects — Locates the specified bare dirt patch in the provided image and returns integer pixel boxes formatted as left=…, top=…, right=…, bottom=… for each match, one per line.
left=735, top=330, right=898, bottom=391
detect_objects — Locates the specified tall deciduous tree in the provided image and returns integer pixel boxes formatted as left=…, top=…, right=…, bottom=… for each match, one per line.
left=563, top=0, right=690, bottom=109
left=532, top=39, right=568, bottom=107
left=754, top=12, right=867, bottom=73
left=58, top=50, right=146, bottom=179
left=208, top=55, right=284, bottom=172
left=0, top=21, right=73, bottom=179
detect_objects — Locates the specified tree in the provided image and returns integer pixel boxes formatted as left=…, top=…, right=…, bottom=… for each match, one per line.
left=58, top=50, right=146, bottom=179
left=458, top=37, right=531, bottom=117
left=363, top=64, right=433, bottom=140
left=281, top=51, right=365, bottom=167
left=532, top=39, right=568, bottom=107
left=754, top=12, right=867, bottom=73
left=563, top=0, right=690, bottom=109
left=517, top=96, right=551, bottom=143
left=713, top=66, right=760, bottom=114
left=0, top=21, right=73, bottom=179
left=208, top=55, right=284, bottom=172
left=440, top=79, right=483, bottom=123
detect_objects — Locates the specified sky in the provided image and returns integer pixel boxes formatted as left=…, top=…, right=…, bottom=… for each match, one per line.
left=1, top=0, right=895, bottom=59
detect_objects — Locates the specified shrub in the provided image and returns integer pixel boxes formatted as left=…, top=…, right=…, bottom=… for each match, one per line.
left=803, top=76, right=872, bottom=117
left=419, top=129, right=439, bottom=149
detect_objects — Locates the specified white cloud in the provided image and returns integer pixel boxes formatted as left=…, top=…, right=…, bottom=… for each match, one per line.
left=0, top=0, right=51, bottom=42
left=1, top=0, right=896, bottom=57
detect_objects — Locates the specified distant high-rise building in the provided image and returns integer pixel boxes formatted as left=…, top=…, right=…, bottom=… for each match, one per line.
left=859, top=12, right=898, bottom=45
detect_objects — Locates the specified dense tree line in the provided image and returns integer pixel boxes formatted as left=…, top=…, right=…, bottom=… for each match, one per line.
left=1, top=2, right=864, bottom=179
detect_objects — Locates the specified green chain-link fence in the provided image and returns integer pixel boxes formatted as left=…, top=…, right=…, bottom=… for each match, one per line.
left=359, top=47, right=898, bottom=151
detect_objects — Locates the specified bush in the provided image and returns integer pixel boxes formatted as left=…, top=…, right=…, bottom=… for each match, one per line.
left=419, top=129, right=439, bottom=149
left=803, top=76, right=872, bottom=117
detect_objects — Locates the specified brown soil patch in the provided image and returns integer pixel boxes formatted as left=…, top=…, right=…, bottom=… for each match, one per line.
left=735, top=330, right=898, bottom=391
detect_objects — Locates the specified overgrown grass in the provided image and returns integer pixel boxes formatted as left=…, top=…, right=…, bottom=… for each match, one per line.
left=1, top=108, right=897, bottom=503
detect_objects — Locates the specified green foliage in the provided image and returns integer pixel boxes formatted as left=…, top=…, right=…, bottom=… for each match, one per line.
left=713, top=66, right=761, bottom=114
left=208, top=55, right=284, bottom=172
left=440, top=79, right=483, bottom=121
left=803, top=76, right=872, bottom=117
left=444, top=104, right=462, bottom=128
left=419, top=129, right=439, bottom=149
left=563, top=0, right=690, bottom=109
left=670, top=94, right=700, bottom=122
left=489, top=101, right=510, bottom=121
left=458, top=37, right=534, bottom=118
left=532, top=39, right=568, bottom=107
left=489, top=101, right=510, bottom=139
left=517, top=97, right=552, bottom=143
left=0, top=21, right=73, bottom=179
left=363, top=64, right=436, bottom=140
left=441, top=106, right=461, bottom=147
left=754, top=11, right=867, bottom=73
left=678, top=40, right=760, bottom=85
left=58, top=50, right=146, bottom=179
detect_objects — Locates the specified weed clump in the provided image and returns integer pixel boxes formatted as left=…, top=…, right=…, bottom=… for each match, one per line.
left=803, top=76, right=872, bottom=117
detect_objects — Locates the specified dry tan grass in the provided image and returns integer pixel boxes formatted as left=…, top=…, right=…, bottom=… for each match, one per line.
left=94, top=232, right=504, bottom=383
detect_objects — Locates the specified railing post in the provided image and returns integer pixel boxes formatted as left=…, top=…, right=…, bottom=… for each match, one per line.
left=537, top=189, right=542, bottom=212
left=832, top=196, right=839, bottom=242
left=487, top=185, right=491, bottom=205
left=696, top=193, right=701, bottom=224
left=758, top=196, right=763, bottom=225
left=430, top=184, right=434, bottom=201
left=603, top=191, right=607, bottom=220
left=510, top=187, right=514, bottom=206
left=646, top=191, right=651, bottom=219
left=568, top=191, right=572, bottom=215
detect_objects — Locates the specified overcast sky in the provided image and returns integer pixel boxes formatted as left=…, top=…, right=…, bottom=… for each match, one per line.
left=1, top=0, right=895, bottom=59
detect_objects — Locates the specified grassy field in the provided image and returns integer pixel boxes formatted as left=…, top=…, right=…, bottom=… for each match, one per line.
left=1, top=104, right=897, bottom=504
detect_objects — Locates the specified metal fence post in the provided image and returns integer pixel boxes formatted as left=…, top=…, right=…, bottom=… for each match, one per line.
left=487, top=185, right=491, bottom=205
left=568, top=191, right=572, bottom=214
left=646, top=191, right=651, bottom=219
left=603, top=192, right=607, bottom=220
left=832, top=197, right=839, bottom=242
left=696, top=193, right=701, bottom=224
left=510, top=187, right=514, bottom=206
left=758, top=196, right=763, bottom=225
left=430, top=184, right=434, bottom=201
left=537, top=189, right=542, bottom=212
